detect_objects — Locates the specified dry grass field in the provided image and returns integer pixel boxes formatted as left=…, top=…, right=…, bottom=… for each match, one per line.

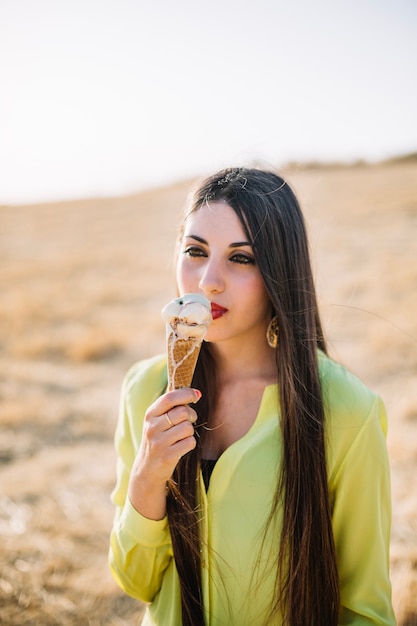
left=1, top=161, right=416, bottom=625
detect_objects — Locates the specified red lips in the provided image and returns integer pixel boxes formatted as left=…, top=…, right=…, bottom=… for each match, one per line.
left=211, top=302, right=228, bottom=320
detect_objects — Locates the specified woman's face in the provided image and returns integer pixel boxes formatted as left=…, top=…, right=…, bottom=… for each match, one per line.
left=176, top=201, right=272, bottom=346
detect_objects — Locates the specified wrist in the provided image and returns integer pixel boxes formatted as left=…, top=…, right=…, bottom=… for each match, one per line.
left=128, top=477, right=167, bottom=521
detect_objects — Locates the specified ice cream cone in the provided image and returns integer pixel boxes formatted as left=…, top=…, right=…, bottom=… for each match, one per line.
left=166, top=334, right=202, bottom=391
left=162, top=294, right=212, bottom=391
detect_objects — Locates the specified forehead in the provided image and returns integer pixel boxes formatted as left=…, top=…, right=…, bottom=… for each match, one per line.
left=184, top=201, right=246, bottom=239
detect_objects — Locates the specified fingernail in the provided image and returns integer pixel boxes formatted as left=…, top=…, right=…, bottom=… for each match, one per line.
left=193, top=389, right=202, bottom=402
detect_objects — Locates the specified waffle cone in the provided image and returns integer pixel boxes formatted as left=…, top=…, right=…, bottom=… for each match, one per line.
left=166, top=331, right=202, bottom=391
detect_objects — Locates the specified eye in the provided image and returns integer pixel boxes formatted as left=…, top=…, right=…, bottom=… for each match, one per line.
left=230, top=253, right=255, bottom=265
left=183, top=245, right=206, bottom=258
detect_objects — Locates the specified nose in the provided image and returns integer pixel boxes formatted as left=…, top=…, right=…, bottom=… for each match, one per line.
left=198, top=256, right=225, bottom=295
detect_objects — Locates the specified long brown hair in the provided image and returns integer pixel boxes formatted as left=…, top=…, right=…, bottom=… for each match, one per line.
left=166, top=168, right=340, bottom=625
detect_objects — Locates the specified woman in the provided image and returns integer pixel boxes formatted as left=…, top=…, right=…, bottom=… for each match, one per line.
left=109, top=168, right=395, bottom=625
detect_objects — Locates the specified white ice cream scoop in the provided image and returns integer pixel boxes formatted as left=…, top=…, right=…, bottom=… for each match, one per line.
left=161, top=293, right=212, bottom=339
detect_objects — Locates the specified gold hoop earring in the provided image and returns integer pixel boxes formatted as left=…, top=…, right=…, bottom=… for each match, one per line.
left=266, top=316, right=279, bottom=348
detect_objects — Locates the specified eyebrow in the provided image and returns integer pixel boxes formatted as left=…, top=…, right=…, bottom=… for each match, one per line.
left=185, top=234, right=252, bottom=248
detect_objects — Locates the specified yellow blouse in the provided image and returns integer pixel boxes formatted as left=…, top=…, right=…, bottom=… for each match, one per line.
left=109, top=352, right=395, bottom=625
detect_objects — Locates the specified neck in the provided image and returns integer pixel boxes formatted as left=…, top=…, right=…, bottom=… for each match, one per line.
left=209, top=336, right=277, bottom=386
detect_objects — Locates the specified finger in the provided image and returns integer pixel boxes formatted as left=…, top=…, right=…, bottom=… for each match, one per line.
left=161, top=405, right=198, bottom=432
left=166, top=417, right=195, bottom=441
left=171, top=434, right=197, bottom=462
left=137, top=418, right=195, bottom=481
left=148, top=388, right=202, bottom=420
left=147, top=419, right=196, bottom=470
left=165, top=411, right=175, bottom=428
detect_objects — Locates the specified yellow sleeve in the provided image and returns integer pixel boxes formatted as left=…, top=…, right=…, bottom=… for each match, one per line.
left=330, top=395, right=396, bottom=625
left=108, top=358, right=174, bottom=603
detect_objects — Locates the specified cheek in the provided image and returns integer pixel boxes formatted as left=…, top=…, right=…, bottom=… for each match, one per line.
left=176, top=257, right=193, bottom=291
left=248, top=277, right=271, bottom=314
left=175, top=258, right=184, bottom=289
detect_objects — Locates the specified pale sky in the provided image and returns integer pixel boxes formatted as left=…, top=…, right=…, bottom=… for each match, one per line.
left=0, top=0, right=416, bottom=204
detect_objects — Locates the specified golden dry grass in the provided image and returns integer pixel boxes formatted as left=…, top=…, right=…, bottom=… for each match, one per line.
left=1, top=162, right=416, bottom=625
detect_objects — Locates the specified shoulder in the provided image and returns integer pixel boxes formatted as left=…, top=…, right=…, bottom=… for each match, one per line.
left=318, top=351, right=386, bottom=432
left=122, top=354, right=168, bottom=411
left=318, top=352, right=389, bottom=485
